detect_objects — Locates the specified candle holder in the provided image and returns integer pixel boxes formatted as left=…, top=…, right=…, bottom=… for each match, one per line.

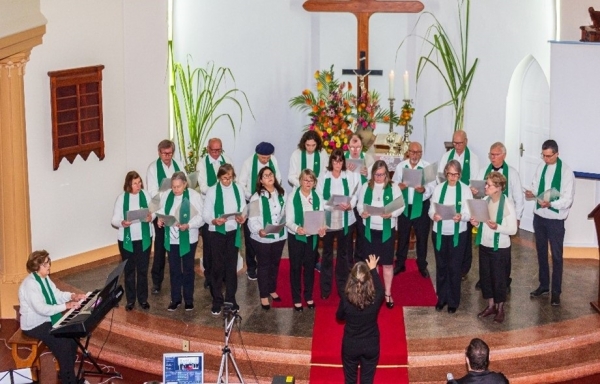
left=399, top=98, right=415, bottom=156
left=385, top=97, right=399, bottom=156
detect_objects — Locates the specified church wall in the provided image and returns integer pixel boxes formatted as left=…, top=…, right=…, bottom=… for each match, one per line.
left=23, top=0, right=167, bottom=262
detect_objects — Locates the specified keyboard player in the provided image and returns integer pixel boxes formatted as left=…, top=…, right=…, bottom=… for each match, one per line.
left=18, top=250, right=87, bottom=384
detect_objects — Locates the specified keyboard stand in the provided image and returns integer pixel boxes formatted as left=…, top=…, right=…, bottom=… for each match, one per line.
left=75, top=333, right=121, bottom=382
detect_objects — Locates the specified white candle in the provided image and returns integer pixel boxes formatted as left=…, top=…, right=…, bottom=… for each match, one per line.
left=403, top=71, right=409, bottom=99
left=389, top=70, right=395, bottom=99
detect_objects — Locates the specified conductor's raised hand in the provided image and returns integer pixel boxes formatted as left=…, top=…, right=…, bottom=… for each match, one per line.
left=366, top=254, right=379, bottom=270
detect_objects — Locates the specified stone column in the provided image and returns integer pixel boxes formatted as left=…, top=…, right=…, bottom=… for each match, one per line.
left=0, top=51, right=33, bottom=317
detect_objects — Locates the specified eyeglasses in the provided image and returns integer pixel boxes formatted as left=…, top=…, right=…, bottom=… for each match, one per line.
left=301, top=178, right=315, bottom=183
left=452, top=141, right=465, bottom=146
left=541, top=152, right=557, bottom=159
left=208, top=147, right=222, bottom=153
left=332, top=159, right=344, bottom=163
left=160, top=151, right=173, bottom=157
left=220, top=176, right=233, bottom=182
left=348, top=146, right=361, bottom=151
left=488, top=152, right=503, bottom=158
left=408, top=150, right=422, bottom=155
left=42, top=259, right=51, bottom=267
left=262, top=173, right=274, bottom=179
left=485, top=183, right=497, bottom=188
left=447, top=172, right=460, bottom=177
left=373, top=172, right=386, bottom=177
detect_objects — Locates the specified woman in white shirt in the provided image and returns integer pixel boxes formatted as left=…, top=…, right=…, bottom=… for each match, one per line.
left=18, top=250, right=87, bottom=384
left=248, top=166, right=287, bottom=310
left=429, top=160, right=473, bottom=314
left=357, top=160, right=404, bottom=309
left=470, top=172, right=517, bottom=323
left=203, top=164, right=247, bottom=315
left=317, top=149, right=358, bottom=299
left=287, top=130, right=329, bottom=187
left=156, top=171, right=204, bottom=312
left=111, top=171, right=154, bottom=311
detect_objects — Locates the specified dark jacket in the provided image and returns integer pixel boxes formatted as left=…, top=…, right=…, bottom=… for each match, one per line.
left=452, top=370, right=509, bottom=384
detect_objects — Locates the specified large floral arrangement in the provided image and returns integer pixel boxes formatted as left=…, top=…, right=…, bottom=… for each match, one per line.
left=289, top=66, right=354, bottom=153
left=398, top=99, right=415, bottom=136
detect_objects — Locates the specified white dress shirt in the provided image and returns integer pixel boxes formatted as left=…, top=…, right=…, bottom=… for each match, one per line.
left=288, top=148, right=329, bottom=187
left=357, top=182, right=405, bottom=230
left=111, top=190, right=155, bottom=241
left=203, top=182, right=247, bottom=232
left=317, top=170, right=359, bottom=229
left=529, top=159, right=575, bottom=220
left=19, top=273, right=72, bottom=331
left=248, top=189, right=288, bottom=243
left=476, top=196, right=518, bottom=249
left=438, top=147, right=480, bottom=183
left=146, top=158, right=184, bottom=198
left=196, top=153, right=234, bottom=195
left=156, top=188, right=204, bottom=243
left=392, top=159, right=436, bottom=204
left=429, top=181, right=473, bottom=234
left=238, top=155, right=282, bottom=200
left=477, top=163, right=524, bottom=220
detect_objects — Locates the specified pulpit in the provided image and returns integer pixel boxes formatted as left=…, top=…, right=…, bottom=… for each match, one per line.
left=589, top=204, right=600, bottom=313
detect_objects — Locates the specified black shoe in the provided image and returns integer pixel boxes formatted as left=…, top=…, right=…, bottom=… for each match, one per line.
left=231, top=303, right=240, bottom=312
left=530, top=287, right=549, bottom=297
left=419, top=268, right=430, bottom=278
left=385, top=295, right=394, bottom=309
left=270, top=294, right=282, bottom=302
left=294, top=304, right=303, bottom=312
left=261, top=303, right=271, bottom=310
left=551, top=294, right=561, bottom=306
left=211, top=307, right=221, bottom=316
left=435, top=302, right=446, bottom=312
left=125, top=303, right=134, bottom=311
left=140, top=302, right=150, bottom=310
left=307, top=301, right=315, bottom=309
left=151, top=287, right=160, bottom=295
left=246, top=272, right=257, bottom=281
left=393, top=265, right=406, bottom=276
left=185, top=303, right=194, bottom=311
left=448, top=307, right=457, bottom=314
left=167, top=301, right=181, bottom=311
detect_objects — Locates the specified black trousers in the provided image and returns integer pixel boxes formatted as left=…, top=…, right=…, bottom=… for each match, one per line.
left=461, top=222, right=474, bottom=275
left=24, top=322, right=78, bottom=384
left=479, top=245, right=510, bottom=303
left=201, top=224, right=212, bottom=286
left=432, top=231, right=467, bottom=308
left=167, top=242, right=198, bottom=304
left=242, top=214, right=257, bottom=276
left=321, top=225, right=355, bottom=297
left=352, top=207, right=366, bottom=264
left=342, top=338, right=380, bottom=384
left=118, top=239, right=150, bottom=305
left=251, top=238, right=286, bottom=298
left=288, top=234, right=318, bottom=304
left=150, top=218, right=167, bottom=289
left=209, top=230, right=239, bottom=309
left=533, top=214, right=565, bottom=294
left=395, top=200, right=431, bottom=271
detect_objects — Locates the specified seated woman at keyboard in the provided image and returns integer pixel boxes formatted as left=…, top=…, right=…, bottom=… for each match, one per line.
left=18, top=250, right=87, bottom=384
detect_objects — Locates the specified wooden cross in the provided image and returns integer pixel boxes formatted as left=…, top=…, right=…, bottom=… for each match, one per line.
left=303, top=0, right=424, bottom=91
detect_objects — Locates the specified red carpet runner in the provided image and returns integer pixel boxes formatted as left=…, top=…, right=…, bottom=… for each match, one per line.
left=271, top=259, right=437, bottom=383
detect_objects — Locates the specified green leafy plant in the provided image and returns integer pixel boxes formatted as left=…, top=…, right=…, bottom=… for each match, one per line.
left=399, top=0, right=478, bottom=133
left=169, top=42, right=253, bottom=173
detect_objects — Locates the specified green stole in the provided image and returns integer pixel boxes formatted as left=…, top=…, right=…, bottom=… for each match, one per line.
left=251, top=154, right=276, bottom=195
left=484, top=162, right=509, bottom=197
left=301, top=150, right=322, bottom=177
left=345, top=151, right=367, bottom=184
left=156, top=158, right=181, bottom=187
left=293, top=188, right=320, bottom=249
left=205, top=155, right=225, bottom=187
left=448, top=148, right=471, bottom=184
left=323, top=175, right=350, bottom=235
left=262, top=192, right=285, bottom=239
left=214, top=182, right=242, bottom=247
left=33, top=273, right=62, bottom=325
left=537, top=158, right=562, bottom=213
left=164, top=189, right=191, bottom=255
left=363, top=184, right=393, bottom=243
left=475, top=194, right=505, bottom=251
left=435, top=181, right=462, bottom=251
left=123, top=192, right=151, bottom=252
left=402, top=164, right=424, bottom=219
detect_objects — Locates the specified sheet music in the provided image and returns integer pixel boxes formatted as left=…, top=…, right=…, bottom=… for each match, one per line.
left=437, top=172, right=447, bottom=184
left=423, top=162, right=438, bottom=184
left=159, top=177, right=171, bottom=192
left=303, top=210, right=325, bottom=235
left=247, top=199, right=260, bottom=218
left=433, top=202, right=457, bottom=220
left=469, top=179, right=486, bottom=199
left=126, top=208, right=150, bottom=222
left=346, top=157, right=364, bottom=173
left=187, top=171, right=199, bottom=189
left=537, top=187, right=560, bottom=203
left=264, top=223, right=285, bottom=234
left=467, top=199, right=490, bottom=222
left=157, top=213, right=178, bottom=226
left=364, top=195, right=405, bottom=216
left=0, top=368, right=33, bottom=384
left=325, top=210, right=344, bottom=231
left=220, top=211, right=242, bottom=221
left=402, top=168, right=423, bottom=188
left=149, top=194, right=161, bottom=213
left=327, top=194, right=351, bottom=210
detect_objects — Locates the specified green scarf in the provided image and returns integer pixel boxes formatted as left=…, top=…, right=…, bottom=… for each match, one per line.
left=33, top=272, right=62, bottom=325
left=363, top=184, right=394, bottom=243
left=449, top=148, right=471, bottom=185
left=345, top=151, right=367, bottom=184
left=435, top=181, right=462, bottom=251
left=323, top=175, right=350, bottom=235
left=164, top=189, right=191, bottom=256
left=537, top=158, right=562, bottom=213
left=251, top=154, right=276, bottom=195
left=262, top=192, right=285, bottom=239
left=123, top=192, right=151, bottom=252
left=484, top=162, right=509, bottom=197
left=156, top=158, right=180, bottom=187
left=301, top=150, right=321, bottom=177
left=293, top=188, right=320, bottom=249
left=205, top=155, right=225, bottom=187
left=475, top=194, right=505, bottom=251
left=214, top=182, right=242, bottom=247
left=402, top=164, right=424, bottom=219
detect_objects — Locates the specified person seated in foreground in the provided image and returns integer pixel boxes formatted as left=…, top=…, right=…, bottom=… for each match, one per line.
left=449, top=338, right=509, bottom=383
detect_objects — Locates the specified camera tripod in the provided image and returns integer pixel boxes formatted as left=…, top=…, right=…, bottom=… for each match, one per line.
left=216, top=305, right=244, bottom=383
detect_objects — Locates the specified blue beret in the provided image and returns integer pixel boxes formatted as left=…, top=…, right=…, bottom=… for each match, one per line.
left=255, top=142, right=274, bottom=155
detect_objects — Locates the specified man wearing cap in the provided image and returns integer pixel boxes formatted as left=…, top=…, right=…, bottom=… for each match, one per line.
left=196, top=138, right=233, bottom=290
left=238, top=142, right=282, bottom=279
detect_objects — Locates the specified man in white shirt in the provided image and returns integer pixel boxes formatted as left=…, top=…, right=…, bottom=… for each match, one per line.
left=196, top=138, right=233, bottom=289
left=392, top=142, right=436, bottom=278
left=473, top=142, right=524, bottom=291
left=438, top=130, right=480, bottom=280
left=238, top=142, right=282, bottom=279
left=525, top=140, right=575, bottom=306
left=146, top=139, right=184, bottom=294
